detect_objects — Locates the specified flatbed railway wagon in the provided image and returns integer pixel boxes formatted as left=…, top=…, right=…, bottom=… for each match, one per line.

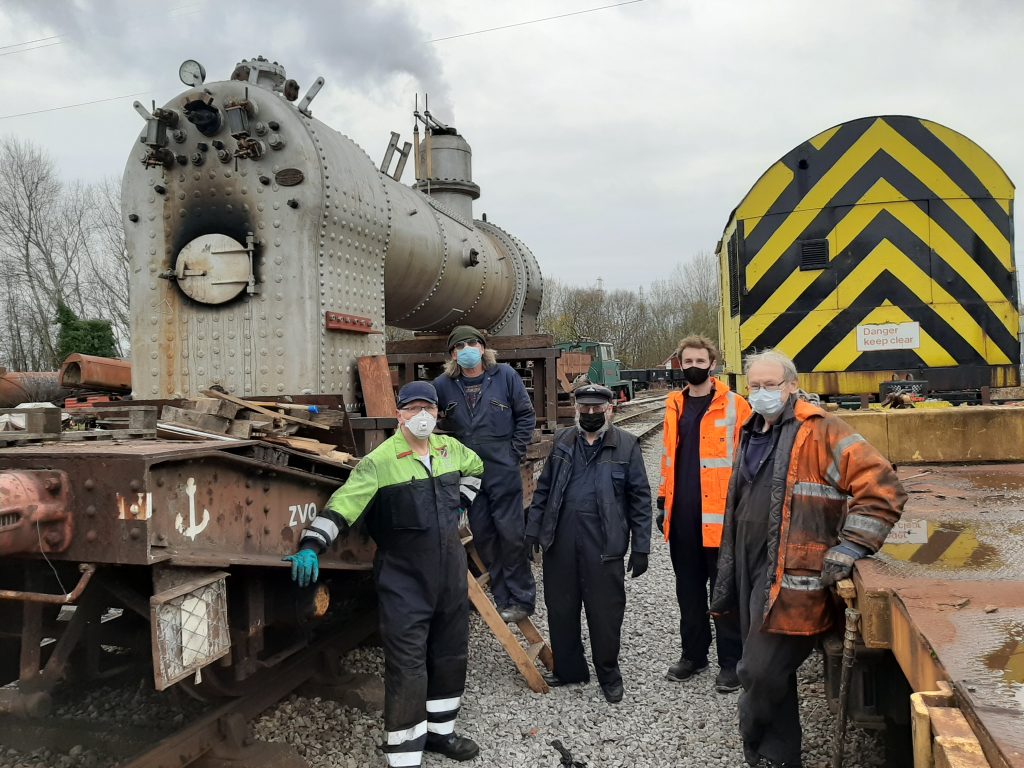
left=834, top=407, right=1024, bottom=768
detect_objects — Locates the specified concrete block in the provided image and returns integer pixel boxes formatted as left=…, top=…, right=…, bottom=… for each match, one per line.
left=885, top=406, right=1024, bottom=464
left=835, top=410, right=890, bottom=457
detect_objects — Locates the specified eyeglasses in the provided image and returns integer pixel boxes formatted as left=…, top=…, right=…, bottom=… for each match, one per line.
left=452, top=340, right=482, bottom=350
left=398, top=404, right=438, bottom=415
left=577, top=405, right=608, bottom=414
left=748, top=382, right=786, bottom=393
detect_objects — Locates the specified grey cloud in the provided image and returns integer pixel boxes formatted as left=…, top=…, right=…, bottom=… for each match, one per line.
left=5, top=0, right=453, bottom=117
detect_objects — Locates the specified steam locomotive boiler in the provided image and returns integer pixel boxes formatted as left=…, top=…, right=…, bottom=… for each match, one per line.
left=125, top=56, right=542, bottom=400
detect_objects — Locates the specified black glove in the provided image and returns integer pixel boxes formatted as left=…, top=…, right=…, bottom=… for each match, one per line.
left=820, top=540, right=870, bottom=587
left=626, top=551, right=648, bottom=579
left=525, top=534, right=541, bottom=557
left=656, top=496, right=665, bottom=511
left=656, top=510, right=665, bottom=534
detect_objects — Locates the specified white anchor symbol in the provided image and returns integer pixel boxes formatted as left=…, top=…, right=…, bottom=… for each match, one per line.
left=175, top=477, right=210, bottom=540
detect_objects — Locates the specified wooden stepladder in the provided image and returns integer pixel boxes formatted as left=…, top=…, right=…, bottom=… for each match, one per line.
left=463, top=537, right=554, bottom=693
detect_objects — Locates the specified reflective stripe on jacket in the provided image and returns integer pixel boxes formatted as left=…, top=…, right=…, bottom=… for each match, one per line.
left=657, top=378, right=750, bottom=547
left=710, top=398, right=906, bottom=636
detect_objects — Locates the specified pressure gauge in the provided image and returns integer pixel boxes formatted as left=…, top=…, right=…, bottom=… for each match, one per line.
left=179, top=59, right=206, bottom=87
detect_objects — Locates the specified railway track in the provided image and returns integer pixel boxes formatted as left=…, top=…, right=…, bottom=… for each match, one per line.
left=613, top=393, right=668, bottom=441
left=0, top=604, right=378, bottom=768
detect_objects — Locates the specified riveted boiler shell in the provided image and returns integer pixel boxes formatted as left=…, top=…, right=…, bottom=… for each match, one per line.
left=124, top=77, right=539, bottom=399
left=124, top=81, right=388, bottom=400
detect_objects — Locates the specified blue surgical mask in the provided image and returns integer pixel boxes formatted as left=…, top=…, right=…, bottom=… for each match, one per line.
left=457, top=347, right=483, bottom=369
left=749, top=388, right=785, bottom=419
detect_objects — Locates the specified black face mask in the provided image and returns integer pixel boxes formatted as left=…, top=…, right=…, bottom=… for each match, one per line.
left=578, top=411, right=607, bottom=433
left=683, top=366, right=711, bottom=385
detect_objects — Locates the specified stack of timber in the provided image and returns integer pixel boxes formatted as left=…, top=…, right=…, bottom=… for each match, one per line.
left=159, top=389, right=355, bottom=466
left=0, top=404, right=158, bottom=445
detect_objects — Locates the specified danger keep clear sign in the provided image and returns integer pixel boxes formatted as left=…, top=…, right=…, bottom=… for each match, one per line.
left=856, top=321, right=921, bottom=352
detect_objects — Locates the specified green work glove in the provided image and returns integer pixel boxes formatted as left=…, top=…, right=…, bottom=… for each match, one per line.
left=283, top=548, right=319, bottom=588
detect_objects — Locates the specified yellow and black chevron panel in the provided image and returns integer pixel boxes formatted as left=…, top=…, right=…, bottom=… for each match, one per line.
left=718, top=115, right=1020, bottom=396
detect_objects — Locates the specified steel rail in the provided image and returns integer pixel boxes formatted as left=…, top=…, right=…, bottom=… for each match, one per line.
left=119, top=605, right=379, bottom=768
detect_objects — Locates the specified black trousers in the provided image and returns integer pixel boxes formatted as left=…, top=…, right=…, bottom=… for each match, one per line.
left=469, top=467, right=536, bottom=612
left=542, top=505, right=625, bottom=687
left=376, top=533, right=468, bottom=768
left=668, top=513, right=742, bottom=669
left=736, top=566, right=815, bottom=766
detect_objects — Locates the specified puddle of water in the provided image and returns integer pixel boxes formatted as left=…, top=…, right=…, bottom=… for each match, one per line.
left=965, top=470, right=1024, bottom=491
left=983, top=622, right=1024, bottom=706
left=881, top=521, right=1002, bottom=568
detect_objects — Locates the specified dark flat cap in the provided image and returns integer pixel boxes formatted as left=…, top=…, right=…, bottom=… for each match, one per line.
left=573, top=383, right=614, bottom=404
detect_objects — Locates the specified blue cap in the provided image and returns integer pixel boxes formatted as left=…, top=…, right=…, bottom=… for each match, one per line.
left=397, top=380, right=438, bottom=407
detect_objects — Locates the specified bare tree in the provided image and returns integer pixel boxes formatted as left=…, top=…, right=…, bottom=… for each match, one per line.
left=0, top=138, right=65, bottom=368
left=0, top=139, right=129, bottom=369
left=602, top=288, right=649, bottom=366
left=83, top=177, right=131, bottom=355
left=536, top=278, right=565, bottom=337
left=550, top=286, right=609, bottom=343
left=638, top=251, right=721, bottom=367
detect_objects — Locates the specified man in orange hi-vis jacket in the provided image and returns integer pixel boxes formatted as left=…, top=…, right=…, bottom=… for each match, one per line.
left=657, top=335, right=751, bottom=694
left=710, top=349, right=905, bottom=768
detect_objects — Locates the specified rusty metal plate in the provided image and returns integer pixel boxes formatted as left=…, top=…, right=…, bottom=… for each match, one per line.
left=877, top=465, right=1024, bottom=581
left=0, top=438, right=375, bottom=570
left=857, top=464, right=1024, bottom=767
left=274, top=168, right=304, bottom=186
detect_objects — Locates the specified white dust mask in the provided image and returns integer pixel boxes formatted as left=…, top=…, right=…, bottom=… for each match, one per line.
left=405, top=410, right=437, bottom=439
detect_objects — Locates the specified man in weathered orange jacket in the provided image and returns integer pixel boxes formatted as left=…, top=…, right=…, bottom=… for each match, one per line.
left=657, top=335, right=751, bottom=693
left=710, top=349, right=906, bottom=768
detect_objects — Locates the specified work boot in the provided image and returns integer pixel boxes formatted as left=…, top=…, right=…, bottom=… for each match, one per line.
left=715, top=666, right=741, bottom=693
left=600, top=681, right=624, bottom=703
left=542, top=670, right=588, bottom=687
left=754, top=758, right=802, bottom=768
left=425, top=732, right=480, bottom=761
left=666, top=658, right=708, bottom=682
left=498, top=605, right=529, bottom=623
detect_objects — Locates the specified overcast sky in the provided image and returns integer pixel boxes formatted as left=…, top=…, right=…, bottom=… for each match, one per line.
left=1, top=0, right=1022, bottom=293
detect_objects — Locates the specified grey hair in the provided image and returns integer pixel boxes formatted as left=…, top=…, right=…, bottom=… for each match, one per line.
left=442, top=347, right=498, bottom=377
left=743, top=348, right=799, bottom=383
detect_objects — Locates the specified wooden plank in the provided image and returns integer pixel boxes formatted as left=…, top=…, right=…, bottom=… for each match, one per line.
left=201, top=389, right=328, bottom=430
left=226, top=400, right=322, bottom=412
left=386, top=334, right=554, bottom=355
left=466, top=573, right=549, bottom=694
left=227, top=419, right=272, bottom=438
left=0, top=433, right=61, bottom=445
left=160, top=406, right=231, bottom=433
left=516, top=617, right=554, bottom=672
left=191, top=398, right=243, bottom=418
left=325, top=450, right=355, bottom=465
left=262, top=435, right=337, bottom=456
left=357, top=356, right=398, bottom=417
